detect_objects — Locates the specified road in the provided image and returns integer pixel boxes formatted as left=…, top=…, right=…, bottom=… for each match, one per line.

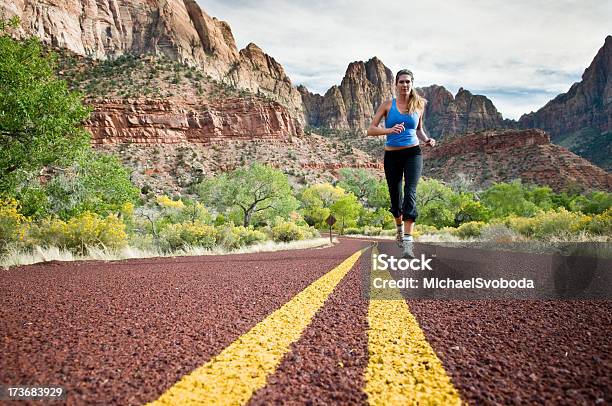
left=1, top=238, right=610, bottom=405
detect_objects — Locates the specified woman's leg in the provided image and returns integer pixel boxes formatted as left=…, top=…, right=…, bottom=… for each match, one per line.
left=384, top=150, right=404, bottom=245
left=401, top=149, right=423, bottom=231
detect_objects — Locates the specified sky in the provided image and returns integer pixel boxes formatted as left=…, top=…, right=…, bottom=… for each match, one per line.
left=197, top=0, right=611, bottom=120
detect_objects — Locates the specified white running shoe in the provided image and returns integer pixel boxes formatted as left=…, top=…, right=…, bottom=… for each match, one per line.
left=402, top=235, right=414, bottom=259
left=396, top=226, right=404, bottom=247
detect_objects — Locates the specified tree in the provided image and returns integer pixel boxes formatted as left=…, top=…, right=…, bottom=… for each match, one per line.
left=197, top=163, right=297, bottom=227
left=416, top=178, right=458, bottom=227
left=43, top=151, right=140, bottom=219
left=330, top=193, right=361, bottom=234
left=337, top=168, right=378, bottom=203
left=298, top=183, right=345, bottom=228
left=367, top=179, right=391, bottom=210
left=0, top=19, right=91, bottom=195
left=481, top=180, right=540, bottom=218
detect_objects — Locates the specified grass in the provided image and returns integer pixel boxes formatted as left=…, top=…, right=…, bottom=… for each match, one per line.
left=0, top=237, right=336, bottom=270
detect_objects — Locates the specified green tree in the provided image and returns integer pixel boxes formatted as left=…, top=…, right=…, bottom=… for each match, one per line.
left=197, top=163, right=297, bottom=227
left=366, top=179, right=391, bottom=210
left=569, top=191, right=612, bottom=215
left=481, top=180, right=540, bottom=218
left=416, top=178, right=458, bottom=227
left=43, top=151, right=140, bottom=219
left=298, top=183, right=345, bottom=228
left=337, top=168, right=377, bottom=203
left=330, top=193, right=361, bottom=234
left=0, top=19, right=91, bottom=195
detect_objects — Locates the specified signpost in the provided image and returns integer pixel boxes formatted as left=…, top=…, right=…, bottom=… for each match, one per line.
left=326, top=215, right=336, bottom=244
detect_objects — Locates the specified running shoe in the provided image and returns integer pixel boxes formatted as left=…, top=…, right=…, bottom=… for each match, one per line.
left=402, top=235, right=414, bottom=259
left=395, top=226, right=404, bottom=247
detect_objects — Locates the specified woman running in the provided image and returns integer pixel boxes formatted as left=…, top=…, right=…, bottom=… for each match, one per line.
left=367, top=69, right=435, bottom=258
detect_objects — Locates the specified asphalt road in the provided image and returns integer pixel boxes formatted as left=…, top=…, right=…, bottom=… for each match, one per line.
left=1, top=238, right=610, bottom=405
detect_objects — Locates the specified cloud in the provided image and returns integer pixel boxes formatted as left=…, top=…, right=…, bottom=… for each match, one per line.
left=197, top=0, right=611, bottom=119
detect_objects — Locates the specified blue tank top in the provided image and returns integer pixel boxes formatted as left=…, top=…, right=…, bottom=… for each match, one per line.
left=385, top=99, right=419, bottom=147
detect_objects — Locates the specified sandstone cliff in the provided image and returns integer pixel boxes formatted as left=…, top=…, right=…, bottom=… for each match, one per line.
left=419, top=86, right=514, bottom=138
left=300, top=57, right=511, bottom=137
left=518, top=36, right=612, bottom=170
left=300, top=57, right=394, bottom=130
left=85, top=97, right=300, bottom=145
left=424, top=129, right=612, bottom=192
left=1, top=0, right=304, bottom=120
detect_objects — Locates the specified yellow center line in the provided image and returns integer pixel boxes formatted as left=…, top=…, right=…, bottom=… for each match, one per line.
left=365, top=245, right=462, bottom=405
left=147, top=249, right=364, bottom=406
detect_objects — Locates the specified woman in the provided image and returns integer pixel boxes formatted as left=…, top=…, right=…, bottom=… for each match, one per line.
left=367, top=69, right=435, bottom=258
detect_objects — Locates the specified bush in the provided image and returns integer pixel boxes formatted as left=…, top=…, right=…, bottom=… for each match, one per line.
left=28, top=212, right=128, bottom=253
left=414, top=224, right=438, bottom=235
left=531, top=209, right=587, bottom=239
left=585, top=208, right=612, bottom=235
left=233, top=226, right=267, bottom=247
left=272, top=221, right=305, bottom=242
left=363, top=225, right=382, bottom=236
left=453, top=221, right=485, bottom=238
left=0, top=198, right=30, bottom=251
left=344, top=227, right=363, bottom=235
left=158, top=221, right=216, bottom=252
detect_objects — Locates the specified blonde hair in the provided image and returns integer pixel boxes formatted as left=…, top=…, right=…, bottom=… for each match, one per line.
left=395, top=69, right=427, bottom=114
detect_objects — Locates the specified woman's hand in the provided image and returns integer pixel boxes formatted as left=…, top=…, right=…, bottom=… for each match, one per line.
left=424, top=138, right=436, bottom=147
left=387, top=123, right=405, bottom=134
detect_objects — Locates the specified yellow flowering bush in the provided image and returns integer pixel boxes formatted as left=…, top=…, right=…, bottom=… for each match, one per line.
left=453, top=221, right=486, bottom=238
left=159, top=221, right=217, bottom=251
left=156, top=195, right=185, bottom=210
left=29, top=212, right=127, bottom=253
left=272, top=221, right=305, bottom=242
left=586, top=208, right=612, bottom=235
left=0, top=198, right=31, bottom=250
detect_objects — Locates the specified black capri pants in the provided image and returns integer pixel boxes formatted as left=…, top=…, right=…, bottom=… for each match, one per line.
left=383, top=146, right=423, bottom=221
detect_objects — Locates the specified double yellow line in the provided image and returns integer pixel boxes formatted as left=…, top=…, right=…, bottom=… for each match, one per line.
left=147, top=250, right=363, bottom=406
left=148, top=244, right=461, bottom=405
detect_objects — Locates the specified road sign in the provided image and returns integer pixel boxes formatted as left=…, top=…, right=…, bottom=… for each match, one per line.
left=326, top=215, right=336, bottom=226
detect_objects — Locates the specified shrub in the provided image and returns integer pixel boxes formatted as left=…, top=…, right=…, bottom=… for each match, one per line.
left=29, top=212, right=128, bottom=253
left=158, top=221, right=216, bottom=251
left=234, top=226, right=267, bottom=247
left=272, top=221, right=305, bottom=242
left=453, top=221, right=485, bottom=238
left=505, top=216, right=537, bottom=237
left=415, top=224, right=438, bottom=235
left=531, top=208, right=588, bottom=239
left=363, top=225, right=382, bottom=236
left=586, top=208, right=612, bottom=235
left=344, top=227, right=363, bottom=235
left=480, top=224, right=521, bottom=244
left=0, top=198, right=30, bottom=250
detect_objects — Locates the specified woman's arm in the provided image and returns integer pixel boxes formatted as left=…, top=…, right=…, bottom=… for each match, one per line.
left=416, top=109, right=436, bottom=147
left=367, top=101, right=403, bottom=136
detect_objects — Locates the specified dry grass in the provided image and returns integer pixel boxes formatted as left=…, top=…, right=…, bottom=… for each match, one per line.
left=0, top=237, right=335, bottom=270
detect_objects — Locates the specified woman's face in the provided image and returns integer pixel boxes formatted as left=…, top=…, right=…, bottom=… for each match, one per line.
left=396, top=74, right=413, bottom=96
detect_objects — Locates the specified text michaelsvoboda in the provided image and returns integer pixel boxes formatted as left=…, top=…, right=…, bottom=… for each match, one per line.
left=423, top=277, right=534, bottom=289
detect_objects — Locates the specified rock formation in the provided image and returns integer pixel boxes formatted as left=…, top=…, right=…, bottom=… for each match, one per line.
left=85, top=97, right=301, bottom=144
left=300, top=57, right=394, bottom=130
left=519, top=36, right=611, bottom=138
left=419, top=86, right=514, bottom=138
left=424, top=129, right=611, bottom=192
left=300, top=57, right=512, bottom=137
left=518, top=36, right=611, bottom=170
left=1, top=0, right=304, bottom=120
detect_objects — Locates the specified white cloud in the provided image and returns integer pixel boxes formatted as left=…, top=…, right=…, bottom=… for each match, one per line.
left=197, top=0, right=611, bottom=119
